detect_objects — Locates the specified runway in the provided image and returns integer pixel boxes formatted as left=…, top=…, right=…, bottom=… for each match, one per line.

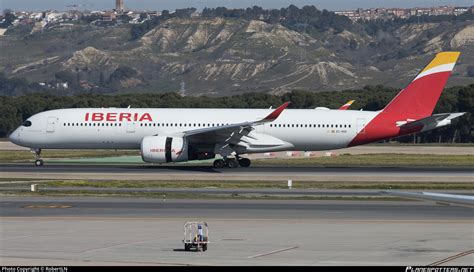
left=0, top=196, right=473, bottom=266
left=1, top=164, right=473, bottom=182
left=1, top=196, right=473, bottom=219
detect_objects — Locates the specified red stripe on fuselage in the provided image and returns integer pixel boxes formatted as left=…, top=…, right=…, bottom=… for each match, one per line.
left=348, top=71, right=451, bottom=147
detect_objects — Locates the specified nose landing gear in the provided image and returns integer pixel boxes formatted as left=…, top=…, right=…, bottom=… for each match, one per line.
left=32, top=149, right=43, bottom=166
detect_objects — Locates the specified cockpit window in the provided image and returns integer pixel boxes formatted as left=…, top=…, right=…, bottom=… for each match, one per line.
left=22, top=120, right=32, bottom=127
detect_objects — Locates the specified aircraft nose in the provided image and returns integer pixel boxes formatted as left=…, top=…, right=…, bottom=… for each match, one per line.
left=8, top=128, right=20, bottom=144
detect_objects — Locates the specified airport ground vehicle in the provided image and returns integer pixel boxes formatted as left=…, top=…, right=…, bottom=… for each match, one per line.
left=183, top=222, right=209, bottom=252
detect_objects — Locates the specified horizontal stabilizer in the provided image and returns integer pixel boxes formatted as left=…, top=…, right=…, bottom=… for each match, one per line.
left=398, top=112, right=465, bottom=132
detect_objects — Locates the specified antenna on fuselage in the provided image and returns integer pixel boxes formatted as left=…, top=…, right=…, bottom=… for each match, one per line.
left=127, top=105, right=131, bottom=108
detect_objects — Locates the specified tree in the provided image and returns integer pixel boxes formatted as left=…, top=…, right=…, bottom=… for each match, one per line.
left=109, top=66, right=137, bottom=84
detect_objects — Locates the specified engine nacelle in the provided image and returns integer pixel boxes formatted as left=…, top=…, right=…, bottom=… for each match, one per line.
left=141, top=135, right=189, bottom=163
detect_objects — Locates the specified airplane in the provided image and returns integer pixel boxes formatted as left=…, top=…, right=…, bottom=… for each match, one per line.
left=338, top=100, right=355, bottom=110
left=382, top=190, right=474, bottom=207
left=314, top=100, right=355, bottom=110
left=8, top=52, right=465, bottom=168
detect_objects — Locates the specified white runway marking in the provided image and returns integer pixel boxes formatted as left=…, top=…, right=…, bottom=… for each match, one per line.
left=248, top=246, right=299, bottom=258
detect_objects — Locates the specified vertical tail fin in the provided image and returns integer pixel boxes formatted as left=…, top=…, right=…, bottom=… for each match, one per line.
left=382, top=52, right=461, bottom=118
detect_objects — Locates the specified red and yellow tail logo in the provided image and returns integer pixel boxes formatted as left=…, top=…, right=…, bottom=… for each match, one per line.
left=383, top=51, right=461, bottom=118
left=413, top=52, right=460, bottom=82
left=349, top=51, right=461, bottom=147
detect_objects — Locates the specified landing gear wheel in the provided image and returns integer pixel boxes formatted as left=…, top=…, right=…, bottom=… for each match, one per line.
left=226, top=158, right=239, bottom=168
left=34, top=159, right=44, bottom=167
left=213, top=159, right=225, bottom=168
left=32, top=148, right=43, bottom=166
left=238, top=158, right=251, bottom=167
left=202, top=244, right=207, bottom=251
left=184, top=244, right=190, bottom=251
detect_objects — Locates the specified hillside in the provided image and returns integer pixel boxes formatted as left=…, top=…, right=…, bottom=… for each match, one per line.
left=0, top=15, right=473, bottom=96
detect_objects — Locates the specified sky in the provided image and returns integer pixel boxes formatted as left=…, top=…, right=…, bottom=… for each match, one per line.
left=1, top=0, right=473, bottom=12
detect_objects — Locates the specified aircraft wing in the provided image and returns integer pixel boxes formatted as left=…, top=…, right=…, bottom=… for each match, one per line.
left=382, top=190, right=474, bottom=207
left=397, top=112, right=465, bottom=132
left=178, top=102, right=291, bottom=152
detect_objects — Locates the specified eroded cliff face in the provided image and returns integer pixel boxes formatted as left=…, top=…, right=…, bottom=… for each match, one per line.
left=2, top=17, right=473, bottom=95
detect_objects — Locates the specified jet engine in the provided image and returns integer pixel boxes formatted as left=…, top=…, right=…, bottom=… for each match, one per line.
left=141, top=135, right=189, bottom=163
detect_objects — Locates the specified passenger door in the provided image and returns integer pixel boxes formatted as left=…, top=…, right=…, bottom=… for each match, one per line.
left=356, top=118, right=366, bottom=134
left=126, top=122, right=135, bottom=133
left=46, top=117, right=56, bottom=133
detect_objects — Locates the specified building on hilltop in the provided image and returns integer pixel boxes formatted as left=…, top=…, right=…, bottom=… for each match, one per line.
left=115, top=0, right=124, bottom=12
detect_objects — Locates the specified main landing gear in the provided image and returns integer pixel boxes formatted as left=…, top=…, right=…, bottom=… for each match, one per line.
left=213, top=156, right=251, bottom=168
left=32, top=148, right=43, bottom=166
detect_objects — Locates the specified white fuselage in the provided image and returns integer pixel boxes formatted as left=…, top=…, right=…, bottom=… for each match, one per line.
left=9, top=108, right=379, bottom=152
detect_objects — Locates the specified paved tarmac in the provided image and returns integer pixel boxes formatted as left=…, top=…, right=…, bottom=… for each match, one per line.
left=0, top=196, right=473, bottom=266
left=1, top=164, right=472, bottom=182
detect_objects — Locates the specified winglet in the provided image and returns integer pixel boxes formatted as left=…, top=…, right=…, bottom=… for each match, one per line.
left=338, top=100, right=355, bottom=110
left=262, top=102, right=290, bottom=122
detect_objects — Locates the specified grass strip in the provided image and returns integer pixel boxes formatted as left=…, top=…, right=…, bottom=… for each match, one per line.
left=0, top=190, right=410, bottom=201
left=0, top=180, right=471, bottom=190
